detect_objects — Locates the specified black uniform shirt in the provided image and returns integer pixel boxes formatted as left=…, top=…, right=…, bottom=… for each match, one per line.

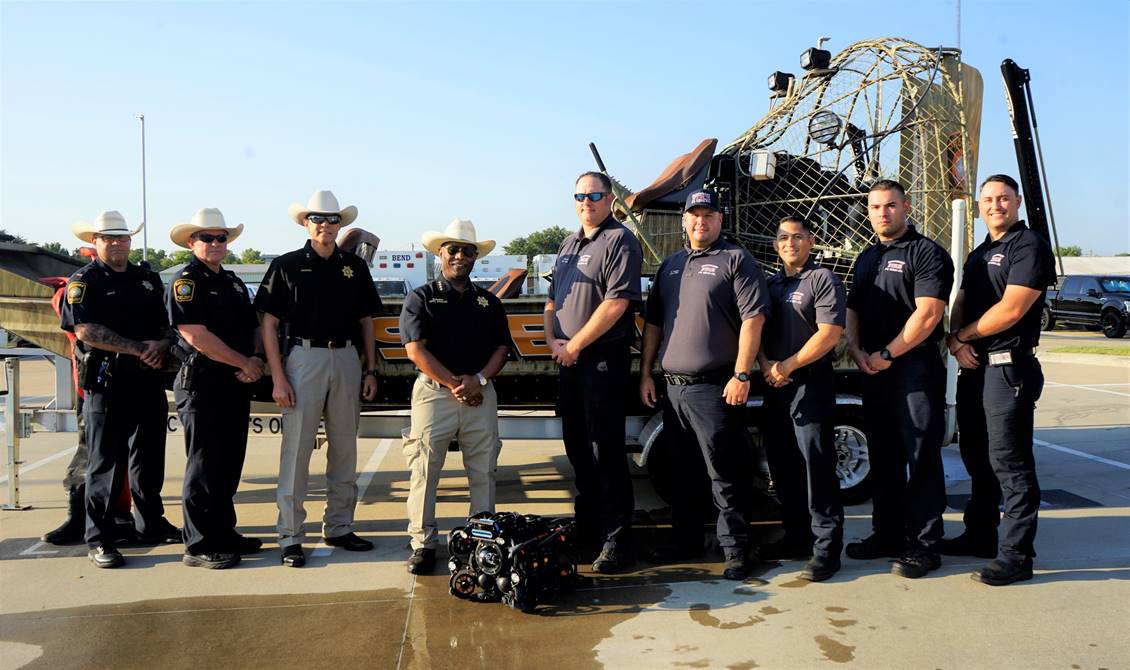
left=846, top=225, right=954, bottom=352
left=550, top=216, right=643, bottom=343
left=60, top=258, right=168, bottom=356
left=166, top=256, right=259, bottom=368
left=959, top=220, right=1055, bottom=352
left=254, top=241, right=382, bottom=341
left=399, top=278, right=510, bottom=375
left=645, top=239, right=768, bottom=375
left=764, top=258, right=846, bottom=363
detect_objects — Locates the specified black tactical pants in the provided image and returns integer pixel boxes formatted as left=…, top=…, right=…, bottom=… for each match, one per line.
left=559, top=339, right=634, bottom=549
left=176, top=369, right=251, bottom=555
left=763, top=362, right=844, bottom=558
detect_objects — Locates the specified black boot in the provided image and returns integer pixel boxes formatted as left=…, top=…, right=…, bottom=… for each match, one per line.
left=42, top=486, right=86, bottom=545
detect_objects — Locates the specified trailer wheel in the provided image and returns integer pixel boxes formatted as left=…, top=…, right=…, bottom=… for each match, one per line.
left=1040, top=307, right=1055, bottom=331
left=834, top=407, right=872, bottom=505
left=644, top=427, right=715, bottom=520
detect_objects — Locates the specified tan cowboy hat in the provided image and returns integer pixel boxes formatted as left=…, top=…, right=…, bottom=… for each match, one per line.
left=287, top=190, right=357, bottom=227
left=421, top=218, right=496, bottom=256
left=169, top=208, right=245, bottom=248
left=71, top=210, right=142, bottom=243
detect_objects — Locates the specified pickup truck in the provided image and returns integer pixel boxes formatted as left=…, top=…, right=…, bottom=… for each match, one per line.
left=1043, top=275, right=1130, bottom=338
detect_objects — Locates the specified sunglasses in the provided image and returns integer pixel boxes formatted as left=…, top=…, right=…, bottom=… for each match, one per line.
left=574, top=192, right=609, bottom=202
left=194, top=233, right=229, bottom=244
left=444, top=244, right=478, bottom=257
left=306, top=214, right=342, bottom=225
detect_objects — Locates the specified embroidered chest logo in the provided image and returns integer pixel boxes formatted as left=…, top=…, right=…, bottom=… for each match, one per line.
left=668, top=268, right=681, bottom=276
left=342, top=266, right=354, bottom=278
left=786, top=291, right=805, bottom=305
left=697, top=264, right=719, bottom=277
left=987, top=253, right=1005, bottom=267
left=66, top=282, right=86, bottom=305
left=883, top=260, right=906, bottom=274
left=578, top=254, right=592, bottom=267
left=173, top=279, right=195, bottom=302
left=477, top=296, right=489, bottom=307
left=141, top=280, right=155, bottom=291
left=429, top=298, right=448, bottom=304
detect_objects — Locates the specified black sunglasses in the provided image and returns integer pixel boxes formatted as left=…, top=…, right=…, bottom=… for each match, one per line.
left=194, top=233, right=228, bottom=244
left=444, top=244, right=478, bottom=257
left=306, top=214, right=342, bottom=225
left=574, top=192, right=609, bottom=202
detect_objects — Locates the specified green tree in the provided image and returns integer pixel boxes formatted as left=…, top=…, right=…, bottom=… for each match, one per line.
left=1056, top=245, right=1082, bottom=257
left=1115, top=252, right=1129, bottom=257
left=169, top=249, right=195, bottom=266
left=0, top=229, right=27, bottom=244
left=237, top=248, right=264, bottom=264
left=503, top=226, right=570, bottom=264
left=38, top=241, right=83, bottom=260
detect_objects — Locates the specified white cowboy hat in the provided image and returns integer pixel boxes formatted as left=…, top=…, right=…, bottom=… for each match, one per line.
left=421, top=218, right=496, bottom=256
left=287, top=190, right=357, bottom=227
left=71, top=210, right=142, bottom=243
left=169, top=208, right=245, bottom=248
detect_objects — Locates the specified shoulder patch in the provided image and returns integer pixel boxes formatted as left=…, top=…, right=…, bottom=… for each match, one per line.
left=173, top=278, right=195, bottom=302
left=66, top=282, right=86, bottom=305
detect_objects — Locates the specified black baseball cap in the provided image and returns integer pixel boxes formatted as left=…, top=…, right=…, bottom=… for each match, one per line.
left=684, top=189, right=721, bottom=213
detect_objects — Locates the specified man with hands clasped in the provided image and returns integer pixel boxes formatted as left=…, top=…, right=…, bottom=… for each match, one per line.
left=757, top=216, right=846, bottom=582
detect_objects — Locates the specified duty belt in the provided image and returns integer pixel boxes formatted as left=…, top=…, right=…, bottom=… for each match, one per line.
left=289, top=336, right=353, bottom=349
left=663, top=369, right=731, bottom=386
left=987, top=347, right=1036, bottom=367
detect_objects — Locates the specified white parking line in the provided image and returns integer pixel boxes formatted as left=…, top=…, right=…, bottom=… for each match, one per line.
left=311, top=438, right=394, bottom=558
left=1035, top=438, right=1130, bottom=471
left=1044, top=382, right=1130, bottom=398
left=0, top=445, right=78, bottom=485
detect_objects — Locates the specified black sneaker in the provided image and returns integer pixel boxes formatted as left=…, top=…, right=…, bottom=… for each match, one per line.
left=891, top=548, right=941, bottom=579
left=800, top=554, right=841, bottom=582
left=88, top=544, right=125, bottom=569
left=230, top=535, right=263, bottom=555
left=406, top=548, right=436, bottom=575
left=756, top=538, right=814, bottom=561
left=972, top=559, right=1033, bottom=586
left=722, top=553, right=750, bottom=581
left=183, top=552, right=241, bottom=569
left=592, top=544, right=635, bottom=574
left=137, top=519, right=182, bottom=545
left=281, top=544, right=306, bottom=568
left=845, top=534, right=905, bottom=560
left=936, top=531, right=997, bottom=559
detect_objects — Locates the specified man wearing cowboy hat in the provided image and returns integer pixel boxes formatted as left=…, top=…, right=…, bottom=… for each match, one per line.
left=166, top=208, right=265, bottom=569
left=544, top=171, right=643, bottom=574
left=399, top=219, right=510, bottom=575
left=60, top=211, right=181, bottom=568
left=255, top=190, right=381, bottom=567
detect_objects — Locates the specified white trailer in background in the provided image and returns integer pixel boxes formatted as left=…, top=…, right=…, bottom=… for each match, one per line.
left=372, top=249, right=433, bottom=298
left=531, top=254, right=557, bottom=295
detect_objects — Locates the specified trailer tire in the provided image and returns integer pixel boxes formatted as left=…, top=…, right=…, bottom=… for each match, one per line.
left=834, top=407, right=872, bottom=505
left=644, top=427, right=715, bottom=521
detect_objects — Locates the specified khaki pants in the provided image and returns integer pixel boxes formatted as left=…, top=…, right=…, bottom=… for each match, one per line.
left=276, top=344, right=362, bottom=547
left=404, top=375, right=501, bottom=550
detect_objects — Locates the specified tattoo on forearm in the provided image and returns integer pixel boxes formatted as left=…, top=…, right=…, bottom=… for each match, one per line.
left=75, top=324, right=144, bottom=355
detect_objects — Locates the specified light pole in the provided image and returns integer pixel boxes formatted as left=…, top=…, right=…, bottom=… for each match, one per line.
left=137, top=114, right=148, bottom=263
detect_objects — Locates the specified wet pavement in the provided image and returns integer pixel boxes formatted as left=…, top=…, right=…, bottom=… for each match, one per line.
left=2, top=353, right=1128, bottom=669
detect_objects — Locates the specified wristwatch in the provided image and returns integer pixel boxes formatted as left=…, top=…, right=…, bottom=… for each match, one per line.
left=476, top=372, right=489, bottom=386
left=879, top=349, right=893, bottom=361
left=364, top=368, right=379, bottom=378
left=733, top=371, right=751, bottom=382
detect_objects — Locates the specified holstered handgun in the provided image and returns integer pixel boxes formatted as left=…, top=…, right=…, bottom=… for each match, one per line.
left=171, top=340, right=201, bottom=393
left=77, top=348, right=112, bottom=392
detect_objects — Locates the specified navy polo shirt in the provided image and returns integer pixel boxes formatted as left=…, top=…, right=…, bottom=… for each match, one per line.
left=60, top=258, right=168, bottom=357
left=846, top=225, right=954, bottom=352
left=255, top=240, right=382, bottom=341
left=645, top=239, right=768, bottom=375
left=764, top=259, right=846, bottom=363
left=166, top=257, right=259, bottom=368
left=549, top=216, right=643, bottom=344
left=959, top=220, right=1055, bottom=352
left=399, top=279, right=510, bottom=375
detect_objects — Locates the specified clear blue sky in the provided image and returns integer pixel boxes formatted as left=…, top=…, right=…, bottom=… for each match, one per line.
left=2, top=1, right=1127, bottom=256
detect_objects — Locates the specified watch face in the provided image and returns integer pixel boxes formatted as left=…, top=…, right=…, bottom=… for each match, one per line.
left=735, top=372, right=750, bottom=382
left=880, top=349, right=892, bottom=361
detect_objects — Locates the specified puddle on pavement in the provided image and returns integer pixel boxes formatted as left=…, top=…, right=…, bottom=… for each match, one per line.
left=688, top=603, right=765, bottom=630
left=827, top=618, right=857, bottom=628
left=814, top=634, right=856, bottom=663
left=825, top=605, right=848, bottom=612
left=778, top=578, right=810, bottom=588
